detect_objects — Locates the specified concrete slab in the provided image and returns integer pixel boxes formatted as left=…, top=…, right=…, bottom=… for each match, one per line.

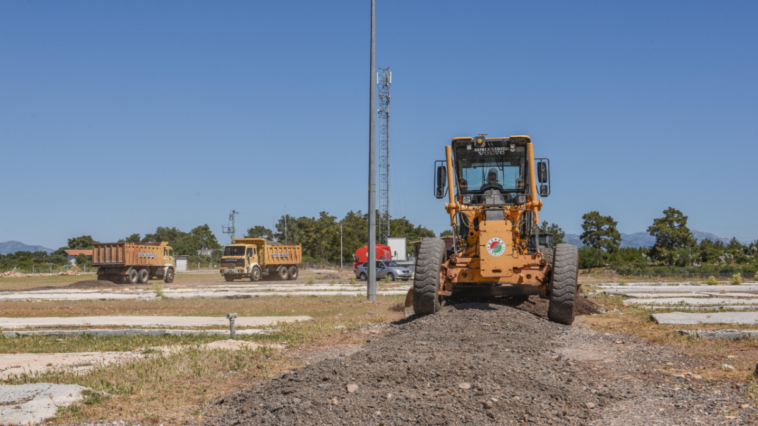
left=677, top=329, right=758, bottom=340
left=595, top=285, right=758, bottom=295
left=626, top=298, right=758, bottom=306
left=0, top=315, right=311, bottom=330
left=0, top=383, right=89, bottom=425
left=0, top=286, right=410, bottom=302
left=1, top=328, right=268, bottom=338
left=651, top=312, right=758, bottom=325
left=0, top=351, right=141, bottom=379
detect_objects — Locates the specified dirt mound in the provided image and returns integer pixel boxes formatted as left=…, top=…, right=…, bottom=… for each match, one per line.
left=205, top=304, right=610, bottom=425
left=66, top=280, right=119, bottom=289
left=494, top=291, right=598, bottom=318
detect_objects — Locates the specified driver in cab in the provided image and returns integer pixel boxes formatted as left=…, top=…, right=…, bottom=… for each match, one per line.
left=481, top=168, right=503, bottom=190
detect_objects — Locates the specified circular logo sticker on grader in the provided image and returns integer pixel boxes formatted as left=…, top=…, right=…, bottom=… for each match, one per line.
left=486, top=237, right=506, bottom=257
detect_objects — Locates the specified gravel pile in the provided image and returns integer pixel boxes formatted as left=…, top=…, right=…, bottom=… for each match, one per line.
left=206, top=304, right=612, bottom=425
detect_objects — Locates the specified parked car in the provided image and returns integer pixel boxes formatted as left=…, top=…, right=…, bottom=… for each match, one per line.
left=355, top=260, right=411, bottom=282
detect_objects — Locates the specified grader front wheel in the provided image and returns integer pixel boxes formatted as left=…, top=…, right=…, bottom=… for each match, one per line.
left=548, top=244, right=579, bottom=325
left=412, top=238, right=446, bottom=316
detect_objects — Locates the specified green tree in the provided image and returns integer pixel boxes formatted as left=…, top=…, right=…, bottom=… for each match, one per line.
left=245, top=226, right=274, bottom=240
left=698, top=238, right=724, bottom=264
left=67, top=235, right=98, bottom=249
left=190, top=224, right=221, bottom=249
left=75, top=253, right=89, bottom=267
left=647, top=207, right=696, bottom=265
left=538, top=221, right=565, bottom=245
left=119, top=233, right=141, bottom=243
left=439, top=230, right=454, bottom=237
left=580, top=212, right=621, bottom=252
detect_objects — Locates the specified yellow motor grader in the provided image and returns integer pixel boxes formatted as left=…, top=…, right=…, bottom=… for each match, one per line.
left=406, top=135, right=579, bottom=325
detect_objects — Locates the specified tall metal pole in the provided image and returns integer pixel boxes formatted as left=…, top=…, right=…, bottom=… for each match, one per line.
left=340, top=223, right=343, bottom=270
left=367, top=0, right=377, bottom=301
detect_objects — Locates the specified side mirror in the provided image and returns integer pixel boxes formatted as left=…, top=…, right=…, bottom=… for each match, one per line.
left=538, top=161, right=548, bottom=183
left=353, top=255, right=359, bottom=262
left=434, top=164, right=447, bottom=199
left=540, top=184, right=549, bottom=197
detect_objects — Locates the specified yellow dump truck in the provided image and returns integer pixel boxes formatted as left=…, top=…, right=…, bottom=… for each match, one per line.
left=93, top=242, right=176, bottom=284
left=220, top=238, right=302, bottom=282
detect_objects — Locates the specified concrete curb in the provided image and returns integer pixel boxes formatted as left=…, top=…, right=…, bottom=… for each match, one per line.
left=677, top=329, right=758, bottom=340
left=1, top=328, right=269, bottom=338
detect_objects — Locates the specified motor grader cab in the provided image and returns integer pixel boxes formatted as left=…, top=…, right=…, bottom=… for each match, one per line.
left=406, top=135, right=579, bottom=325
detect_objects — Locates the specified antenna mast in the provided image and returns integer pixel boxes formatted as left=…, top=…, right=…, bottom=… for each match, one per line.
left=222, top=210, right=239, bottom=242
left=377, top=67, right=391, bottom=244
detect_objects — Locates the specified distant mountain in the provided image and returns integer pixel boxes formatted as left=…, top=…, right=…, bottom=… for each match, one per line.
left=0, top=241, right=54, bottom=255
left=563, top=231, right=738, bottom=248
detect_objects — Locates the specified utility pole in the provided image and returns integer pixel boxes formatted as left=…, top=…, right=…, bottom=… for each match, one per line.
left=377, top=67, right=391, bottom=244
left=367, top=0, right=377, bottom=301
left=340, top=223, right=343, bottom=270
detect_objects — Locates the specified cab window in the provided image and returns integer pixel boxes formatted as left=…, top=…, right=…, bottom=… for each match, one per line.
left=246, top=248, right=253, bottom=258
left=169, top=249, right=173, bottom=257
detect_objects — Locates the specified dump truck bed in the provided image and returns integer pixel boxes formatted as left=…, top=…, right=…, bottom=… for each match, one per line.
left=92, top=242, right=167, bottom=267
left=231, top=238, right=301, bottom=266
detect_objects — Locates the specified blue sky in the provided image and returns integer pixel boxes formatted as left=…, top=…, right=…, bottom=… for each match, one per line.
left=1, top=0, right=757, bottom=249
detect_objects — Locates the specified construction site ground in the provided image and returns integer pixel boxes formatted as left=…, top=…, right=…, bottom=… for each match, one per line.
left=1, top=273, right=758, bottom=424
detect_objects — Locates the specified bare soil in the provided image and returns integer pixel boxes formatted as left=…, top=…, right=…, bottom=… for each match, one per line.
left=9, top=280, right=120, bottom=292
left=204, top=301, right=755, bottom=425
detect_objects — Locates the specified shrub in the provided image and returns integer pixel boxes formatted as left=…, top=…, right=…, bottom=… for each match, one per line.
left=349, top=278, right=355, bottom=285
left=384, top=274, right=391, bottom=283
left=308, top=277, right=314, bottom=284
left=706, top=276, right=718, bottom=285
left=151, top=282, right=165, bottom=298
left=732, top=273, right=742, bottom=285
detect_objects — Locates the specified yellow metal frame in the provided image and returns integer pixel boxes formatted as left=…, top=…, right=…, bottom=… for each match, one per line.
left=440, top=135, right=550, bottom=297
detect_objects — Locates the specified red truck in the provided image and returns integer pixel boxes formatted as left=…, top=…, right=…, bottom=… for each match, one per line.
left=353, top=244, right=392, bottom=270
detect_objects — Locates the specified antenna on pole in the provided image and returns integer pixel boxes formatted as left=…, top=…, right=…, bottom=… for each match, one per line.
left=222, top=210, right=239, bottom=242
left=367, top=0, right=377, bottom=301
left=377, top=67, right=391, bottom=244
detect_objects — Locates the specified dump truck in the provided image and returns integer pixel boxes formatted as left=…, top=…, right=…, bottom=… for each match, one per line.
left=219, top=238, right=302, bottom=282
left=92, top=242, right=176, bottom=284
left=405, top=134, right=579, bottom=325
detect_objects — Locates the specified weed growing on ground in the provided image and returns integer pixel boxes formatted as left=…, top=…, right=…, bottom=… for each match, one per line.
left=151, top=282, right=165, bottom=298
left=732, top=273, right=743, bottom=286
left=308, top=278, right=315, bottom=284
left=706, top=276, right=719, bottom=285
left=350, top=278, right=355, bottom=285
left=384, top=275, right=391, bottom=283
left=329, top=280, right=336, bottom=285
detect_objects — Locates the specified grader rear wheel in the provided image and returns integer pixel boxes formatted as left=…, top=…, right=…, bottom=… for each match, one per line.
left=548, top=244, right=579, bottom=325
left=412, top=238, right=446, bottom=316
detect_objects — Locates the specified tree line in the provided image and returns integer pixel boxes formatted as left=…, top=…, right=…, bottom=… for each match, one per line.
left=576, top=207, right=757, bottom=270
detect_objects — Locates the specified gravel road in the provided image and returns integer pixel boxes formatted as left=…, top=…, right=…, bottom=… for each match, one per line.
left=205, top=299, right=756, bottom=425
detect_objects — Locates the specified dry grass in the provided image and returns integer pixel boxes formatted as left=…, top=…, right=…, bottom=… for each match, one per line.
left=1, top=297, right=405, bottom=424
left=584, top=293, right=758, bottom=383
left=0, top=294, right=406, bottom=319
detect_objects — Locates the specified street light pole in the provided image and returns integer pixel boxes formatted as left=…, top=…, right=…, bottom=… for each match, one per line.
left=367, top=0, right=377, bottom=301
left=340, top=223, right=343, bottom=270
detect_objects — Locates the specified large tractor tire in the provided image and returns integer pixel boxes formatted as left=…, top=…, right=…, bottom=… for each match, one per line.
left=548, top=244, right=579, bottom=325
left=164, top=268, right=175, bottom=284
left=412, top=238, right=446, bottom=316
left=541, top=247, right=554, bottom=268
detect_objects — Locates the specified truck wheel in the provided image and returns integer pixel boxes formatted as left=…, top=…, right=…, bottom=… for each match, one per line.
left=138, top=269, right=149, bottom=284
left=224, top=274, right=235, bottom=282
left=287, top=266, right=298, bottom=280
left=250, top=266, right=261, bottom=282
left=413, top=238, right=446, bottom=316
left=548, top=244, right=579, bottom=325
left=128, top=269, right=139, bottom=285
left=164, top=268, right=175, bottom=283
left=278, top=267, right=289, bottom=280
